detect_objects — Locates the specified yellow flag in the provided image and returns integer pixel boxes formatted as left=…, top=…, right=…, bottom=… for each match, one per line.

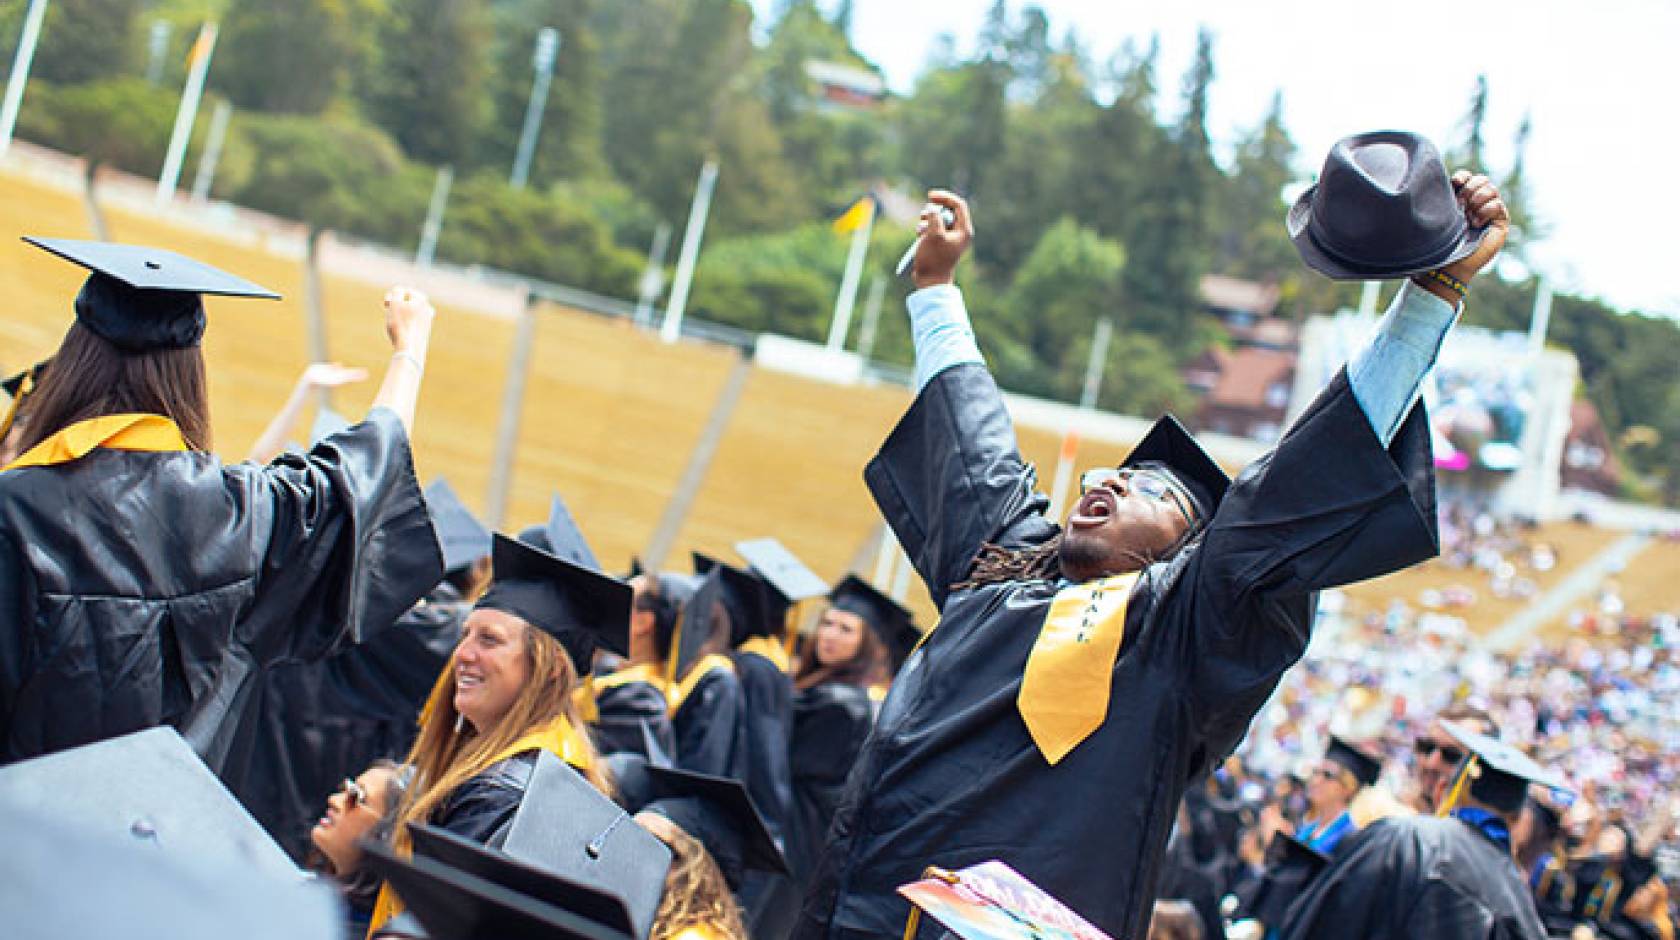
left=186, top=24, right=216, bottom=69
left=832, top=196, right=875, bottom=234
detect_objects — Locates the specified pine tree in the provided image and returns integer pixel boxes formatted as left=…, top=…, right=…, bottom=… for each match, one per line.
left=477, top=0, right=607, bottom=185
left=31, top=0, right=141, bottom=85
left=216, top=0, right=375, bottom=114
left=363, top=0, right=492, bottom=167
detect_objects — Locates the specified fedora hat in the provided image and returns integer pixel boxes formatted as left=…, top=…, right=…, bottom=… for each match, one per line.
left=1288, top=130, right=1487, bottom=280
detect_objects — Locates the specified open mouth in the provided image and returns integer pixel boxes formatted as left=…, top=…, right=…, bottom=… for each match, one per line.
left=456, top=670, right=484, bottom=692
left=1068, top=488, right=1117, bottom=529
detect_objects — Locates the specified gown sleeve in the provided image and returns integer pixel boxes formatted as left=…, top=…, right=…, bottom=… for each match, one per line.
left=1278, top=819, right=1426, bottom=940
left=236, top=407, right=444, bottom=665
left=864, top=363, right=1058, bottom=610
left=673, top=668, right=746, bottom=780
left=0, top=527, right=33, bottom=747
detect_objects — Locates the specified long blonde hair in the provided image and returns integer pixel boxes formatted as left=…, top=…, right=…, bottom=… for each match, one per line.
left=641, top=814, right=747, bottom=940
left=393, top=624, right=609, bottom=854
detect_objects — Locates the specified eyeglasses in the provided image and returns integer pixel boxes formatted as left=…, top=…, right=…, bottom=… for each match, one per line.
left=1079, top=466, right=1196, bottom=527
left=341, top=777, right=369, bottom=810
left=1414, top=738, right=1465, bottom=765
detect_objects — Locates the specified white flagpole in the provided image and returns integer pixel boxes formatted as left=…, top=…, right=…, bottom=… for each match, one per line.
left=415, top=164, right=454, bottom=267
left=0, top=0, right=50, bottom=162
left=661, top=159, right=718, bottom=344
left=157, top=22, right=218, bottom=206
left=826, top=200, right=875, bottom=351
left=189, top=99, right=232, bottom=203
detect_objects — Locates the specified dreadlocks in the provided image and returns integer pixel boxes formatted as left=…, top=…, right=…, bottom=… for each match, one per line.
left=950, top=535, right=1066, bottom=592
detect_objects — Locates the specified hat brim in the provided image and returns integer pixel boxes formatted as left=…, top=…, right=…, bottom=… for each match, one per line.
left=1288, top=186, right=1487, bottom=281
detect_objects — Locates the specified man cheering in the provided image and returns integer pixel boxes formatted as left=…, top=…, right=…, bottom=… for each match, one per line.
left=797, top=132, right=1509, bottom=940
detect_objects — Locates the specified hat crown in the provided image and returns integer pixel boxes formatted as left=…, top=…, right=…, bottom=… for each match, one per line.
left=1307, top=131, right=1465, bottom=272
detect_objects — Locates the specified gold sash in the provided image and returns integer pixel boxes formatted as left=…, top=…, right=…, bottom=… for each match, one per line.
left=1017, top=573, right=1139, bottom=766
left=3, top=413, right=188, bottom=472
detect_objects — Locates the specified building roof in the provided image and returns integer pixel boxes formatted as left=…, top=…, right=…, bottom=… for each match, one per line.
left=1204, top=346, right=1297, bottom=410
left=1200, top=275, right=1281, bottom=318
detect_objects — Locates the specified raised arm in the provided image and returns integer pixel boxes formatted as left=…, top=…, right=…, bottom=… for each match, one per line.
left=245, top=363, right=369, bottom=464
left=372, top=286, right=435, bottom=434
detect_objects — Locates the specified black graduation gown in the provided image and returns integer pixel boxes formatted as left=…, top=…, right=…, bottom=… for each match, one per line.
left=1276, top=815, right=1546, bottom=940
left=734, top=648, right=800, bottom=939
left=434, top=751, right=540, bottom=845
left=0, top=409, right=443, bottom=772
left=591, top=666, right=675, bottom=760
left=789, top=681, right=875, bottom=880
left=229, top=584, right=467, bottom=859
left=796, top=363, right=1438, bottom=940
left=671, top=662, right=748, bottom=781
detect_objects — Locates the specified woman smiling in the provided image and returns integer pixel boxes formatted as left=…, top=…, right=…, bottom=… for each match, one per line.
left=366, top=532, right=632, bottom=933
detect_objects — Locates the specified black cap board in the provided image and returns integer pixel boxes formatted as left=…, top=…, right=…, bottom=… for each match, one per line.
left=735, top=538, right=829, bottom=604
left=671, top=567, right=727, bottom=683
left=530, top=494, right=601, bottom=571
left=1324, top=735, right=1382, bottom=788
left=829, top=574, right=919, bottom=670
left=2, top=358, right=48, bottom=400
left=426, top=478, right=494, bottom=574
left=361, top=839, right=633, bottom=940
left=2, top=801, right=340, bottom=940
left=638, top=765, right=789, bottom=887
left=1119, top=415, right=1231, bottom=532
left=1439, top=720, right=1572, bottom=814
left=476, top=534, right=633, bottom=668
left=24, top=237, right=281, bottom=352
left=0, top=726, right=299, bottom=879
left=496, top=751, right=672, bottom=940
left=692, top=551, right=772, bottom=645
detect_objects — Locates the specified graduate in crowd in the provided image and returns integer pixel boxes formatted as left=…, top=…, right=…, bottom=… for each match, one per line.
left=797, top=131, right=1507, bottom=939
left=0, top=238, right=443, bottom=771
left=367, top=532, right=629, bottom=931
left=787, top=576, right=898, bottom=879
left=1277, top=722, right=1565, bottom=939
left=238, top=478, right=491, bottom=859
left=666, top=565, right=749, bottom=782
left=1409, top=702, right=1501, bottom=814
left=588, top=567, right=684, bottom=761
left=308, top=760, right=413, bottom=937
left=0, top=358, right=49, bottom=466
left=1295, top=736, right=1382, bottom=854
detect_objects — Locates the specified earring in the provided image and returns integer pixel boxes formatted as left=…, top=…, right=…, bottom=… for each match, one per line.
left=454, top=713, right=466, bottom=734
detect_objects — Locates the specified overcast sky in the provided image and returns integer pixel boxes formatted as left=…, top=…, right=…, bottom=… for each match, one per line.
left=753, top=0, right=1680, bottom=319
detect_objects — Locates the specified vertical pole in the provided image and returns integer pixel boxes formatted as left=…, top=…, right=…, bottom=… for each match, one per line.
left=1527, top=278, right=1553, bottom=359
left=889, top=544, right=913, bottom=602
left=633, top=222, right=673, bottom=327
left=1078, top=317, right=1114, bottom=411
left=303, top=230, right=331, bottom=410
left=871, top=524, right=897, bottom=588
left=510, top=27, right=559, bottom=190
left=0, top=0, right=50, bottom=162
left=157, top=22, right=218, bottom=206
left=189, top=99, right=231, bottom=203
left=856, top=275, right=887, bottom=362
left=1046, top=429, right=1081, bottom=521
left=415, top=164, right=454, bottom=267
left=145, top=19, right=172, bottom=84
left=661, top=159, right=718, bottom=344
left=826, top=200, right=875, bottom=351
left=487, top=287, right=537, bottom=529
left=1357, top=280, right=1380, bottom=317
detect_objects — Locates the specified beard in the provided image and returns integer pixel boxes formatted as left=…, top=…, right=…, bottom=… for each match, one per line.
left=1058, top=528, right=1119, bottom=582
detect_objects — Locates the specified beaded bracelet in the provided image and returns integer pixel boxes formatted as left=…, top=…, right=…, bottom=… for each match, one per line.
left=1417, top=268, right=1469, bottom=299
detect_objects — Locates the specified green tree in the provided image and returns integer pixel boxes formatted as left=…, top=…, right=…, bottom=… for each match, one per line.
left=436, top=174, right=643, bottom=295
left=1448, top=73, right=1489, bottom=171
left=478, top=0, right=607, bottom=186
left=221, top=112, right=413, bottom=238
left=214, top=0, right=375, bottom=114
left=990, top=217, right=1126, bottom=400
left=29, top=0, right=141, bottom=85
left=363, top=0, right=492, bottom=167
left=14, top=78, right=176, bottom=178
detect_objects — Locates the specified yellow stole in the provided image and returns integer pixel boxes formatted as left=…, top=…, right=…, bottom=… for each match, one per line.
left=3, top=413, right=188, bottom=472
left=666, top=655, right=735, bottom=716
left=1016, top=573, right=1139, bottom=766
left=366, top=714, right=594, bottom=934
left=736, top=635, right=791, bottom=673
left=576, top=662, right=673, bottom=723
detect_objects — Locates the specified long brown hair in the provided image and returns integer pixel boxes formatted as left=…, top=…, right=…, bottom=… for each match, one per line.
left=18, top=321, right=211, bottom=453
left=793, top=610, right=888, bottom=691
left=640, top=814, right=748, bottom=940
left=393, top=624, right=608, bottom=854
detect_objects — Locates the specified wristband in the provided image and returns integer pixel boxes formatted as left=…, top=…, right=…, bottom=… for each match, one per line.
left=392, top=349, right=425, bottom=375
left=1416, top=268, right=1469, bottom=300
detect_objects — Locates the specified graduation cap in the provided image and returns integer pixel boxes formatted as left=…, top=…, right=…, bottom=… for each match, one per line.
left=1439, top=720, right=1572, bottom=815
left=477, top=533, right=633, bottom=668
left=361, top=839, right=633, bottom=940
left=0, top=726, right=299, bottom=879
left=1245, top=833, right=1331, bottom=927
left=691, top=551, right=769, bottom=645
left=637, top=765, right=790, bottom=887
left=426, top=478, right=494, bottom=575
left=829, top=574, right=920, bottom=670
left=1119, top=414, right=1232, bottom=531
left=519, top=494, right=601, bottom=572
left=1, top=800, right=340, bottom=940
left=0, top=358, right=50, bottom=440
left=670, top=567, right=727, bottom=681
left=1323, top=735, right=1382, bottom=788
left=735, top=537, right=829, bottom=608
left=489, top=750, right=672, bottom=940
left=24, top=237, right=280, bottom=352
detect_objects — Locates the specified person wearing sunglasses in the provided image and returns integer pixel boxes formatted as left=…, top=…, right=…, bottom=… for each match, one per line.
left=1409, top=704, right=1499, bottom=813
left=1299, top=737, right=1383, bottom=855
left=308, top=760, right=413, bottom=938
left=798, top=139, right=1509, bottom=940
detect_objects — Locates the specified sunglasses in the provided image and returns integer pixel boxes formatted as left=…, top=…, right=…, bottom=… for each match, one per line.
left=1414, top=738, right=1465, bottom=766
left=341, top=777, right=370, bottom=810
left=1079, top=466, right=1196, bottom=527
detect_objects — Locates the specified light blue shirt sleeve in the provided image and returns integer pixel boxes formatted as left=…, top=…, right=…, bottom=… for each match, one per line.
left=1347, top=280, right=1461, bottom=447
left=906, top=284, right=985, bottom=392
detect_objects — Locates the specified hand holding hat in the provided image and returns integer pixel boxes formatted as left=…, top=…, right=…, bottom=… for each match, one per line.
left=1433, top=170, right=1509, bottom=287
